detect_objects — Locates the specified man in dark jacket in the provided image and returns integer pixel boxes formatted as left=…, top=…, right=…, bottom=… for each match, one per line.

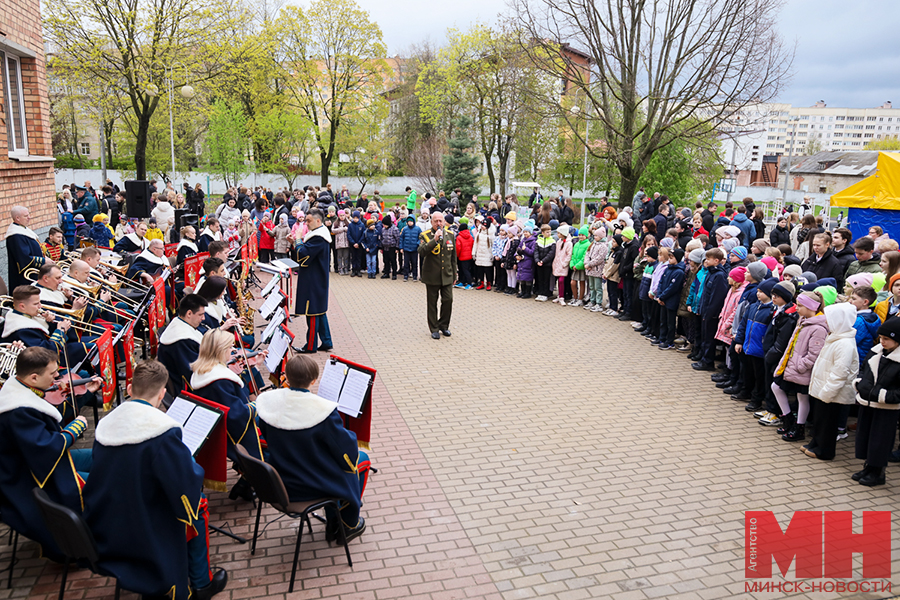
left=675, top=220, right=692, bottom=249
left=419, top=212, right=457, bottom=339
left=653, top=205, right=670, bottom=239
left=638, top=196, right=655, bottom=225
left=701, top=202, right=716, bottom=233
left=693, top=249, right=728, bottom=370
left=801, top=233, right=845, bottom=288
left=73, top=186, right=99, bottom=223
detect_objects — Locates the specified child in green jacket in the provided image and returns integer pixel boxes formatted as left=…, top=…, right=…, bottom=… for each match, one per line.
left=569, top=226, right=591, bottom=306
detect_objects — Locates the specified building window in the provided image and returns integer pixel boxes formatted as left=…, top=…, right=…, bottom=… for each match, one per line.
left=836, top=116, right=845, bottom=121
left=2, top=52, right=28, bottom=154
left=851, top=142, right=861, bottom=146
left=79, top=142, right=91, bottom=155
left=834, top=133, right=842, bottom=137
left=866, top=125, right=875, bottom=130
left=867, top=116, right=877, bottom=121
left=865, top=133, right=874, bottom=138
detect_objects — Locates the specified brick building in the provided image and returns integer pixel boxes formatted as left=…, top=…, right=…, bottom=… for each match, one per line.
left=0, top=0, right=56, bottom=287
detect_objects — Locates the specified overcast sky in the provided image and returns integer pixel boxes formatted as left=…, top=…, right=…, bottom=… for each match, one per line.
left=352, top=0, right=900, bottom=109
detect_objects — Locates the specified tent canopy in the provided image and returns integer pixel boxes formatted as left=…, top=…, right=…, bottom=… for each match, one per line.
left=831, top=151, right=900, bottom=209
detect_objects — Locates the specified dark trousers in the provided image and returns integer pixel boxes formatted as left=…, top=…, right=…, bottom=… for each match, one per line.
left=494, top=260, right=507, bottom=290
left=699, top=316, right=718, bottom=364
left=606, top=280, right=619, bottom=311
left=425, top=284, right=453, bottom=333
left=659, top=306, right=677, bottom=346
left=351, top=246, right=365, bottom=273
left=648, top=301, right=660, bottom=337
left=304, top=314, right=333, bottom=350
left=763, top=352, right=780, bottom=414
left=808, top=398, right=842, bottom=460
left=641, top=298, right=653, bottom=326
left=458, top=260, right=473, bottom=285
left=684, top=314, right=699, bottom=344
left=622, top=277, right=635, bottom=315
left=403, top=250, right=418, bottom=279
left=535, top=264, right=552, bottom=297
left=855, top=405, right=900, bottom=468
left=474, top=264, right=493, bottom=287
left=727, top=343, right=742, bottom=385
left=746, top=354, right=767, bottom=403
left=383, top=248, right=398, bottom=276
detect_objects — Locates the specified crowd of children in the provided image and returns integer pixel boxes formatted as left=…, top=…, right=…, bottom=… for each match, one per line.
left=340, top=196, right=900, bottom=488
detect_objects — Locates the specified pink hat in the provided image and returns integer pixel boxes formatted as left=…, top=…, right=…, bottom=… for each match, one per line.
left=760, top=256, right=778, bottom=272
left=846, top=273, right=874, bottom=289
left=729, top=266, right=747, bottom=284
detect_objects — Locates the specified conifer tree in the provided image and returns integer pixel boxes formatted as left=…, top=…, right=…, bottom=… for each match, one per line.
left=442, top=116, right=481, bottom=197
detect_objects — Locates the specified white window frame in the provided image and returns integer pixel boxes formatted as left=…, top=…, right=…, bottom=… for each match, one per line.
left=79, top=142, right=91, bottom=156
left=2, top=51, right=28, bottom=156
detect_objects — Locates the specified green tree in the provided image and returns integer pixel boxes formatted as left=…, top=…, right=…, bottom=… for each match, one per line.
left=865, top=138, right=900, bottom=151
left=274, top=0, right=389, bottom=186
left=516, top=0, right=792, bottom=207
left=205, top=100, right=249, bottom=189
left=335, top=100, right=394, bottom=194
left=252, top=107, right=313, bottom=189
left=442, top=117, right=480, bottom=197
left=44, top=0, right=248, bottom=180
left=637, top=132, right=722, bottom=206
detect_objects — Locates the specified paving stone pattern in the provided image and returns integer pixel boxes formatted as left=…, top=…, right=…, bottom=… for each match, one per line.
left=1, top=272, right=898, bottom=600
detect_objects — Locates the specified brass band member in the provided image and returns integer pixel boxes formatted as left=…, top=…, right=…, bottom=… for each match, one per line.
left=6, top=206, right=46, bottom=290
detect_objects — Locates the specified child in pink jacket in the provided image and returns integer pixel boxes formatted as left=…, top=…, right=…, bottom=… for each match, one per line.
left=552, top=224, right=573, bottom=305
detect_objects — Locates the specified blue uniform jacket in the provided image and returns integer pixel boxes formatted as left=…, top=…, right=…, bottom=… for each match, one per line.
left=256, top=388, right=363, bottom=527
left=294, top=226, right=332, bottom=316
left=6, top=224, right=46, bottom=290
left=190, top=366, right=263, bottom=462
left=0, top=310, right=87, bottom=368
left=656, top=263, right=686, bottom=311
left=84, top=400, right=204, bottom=600
left=158, top=318, right=202, bottom=392
left=0, top=377, right=86, bottom=560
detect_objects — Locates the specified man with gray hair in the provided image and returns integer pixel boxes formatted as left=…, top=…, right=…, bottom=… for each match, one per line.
left=6, top=206, right=46, bottom=290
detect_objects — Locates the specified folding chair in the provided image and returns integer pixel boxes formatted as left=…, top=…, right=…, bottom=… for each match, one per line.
left=233, top=444, right=352, bottom=593
left=31, top=488, right=121, bottom=600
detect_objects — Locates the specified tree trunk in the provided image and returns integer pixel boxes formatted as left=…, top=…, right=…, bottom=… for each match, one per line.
left=618, top=176, right=640, bottom=211
left=320, top=151, right=330, bottom=187
left=483, top=153, right=495, bottom=194
left=135, top=114, right=151, bottom=180
left=498, top=152, right=508, bottom=198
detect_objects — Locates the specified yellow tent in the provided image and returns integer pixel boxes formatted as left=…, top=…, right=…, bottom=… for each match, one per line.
left=831, top=151, right=900, bottom=209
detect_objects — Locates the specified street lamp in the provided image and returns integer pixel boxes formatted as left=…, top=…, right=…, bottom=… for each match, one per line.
left=780, top=116, right=800, bottom=207
left=144, top=63, right=194, bottom=178
left=565, top=87, right=596, bottom=225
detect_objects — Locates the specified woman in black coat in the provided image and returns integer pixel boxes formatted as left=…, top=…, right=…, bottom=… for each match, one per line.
left=769, top=216, right=791, bottom=247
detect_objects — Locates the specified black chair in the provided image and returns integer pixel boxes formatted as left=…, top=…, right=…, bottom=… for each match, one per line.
left=31, top=488, right=121, bottom=600
left=2, top=524, right=18, bottom=589
left=233, top=444, right=352, bottom=593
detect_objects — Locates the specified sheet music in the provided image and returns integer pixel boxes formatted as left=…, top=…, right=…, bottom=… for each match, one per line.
left=166, top=397, right=194, bottom=424
left=272, top=257, right=299, bottom=269
left=261, top=308, right=285, bottom=344
left=338, top=368, right=370, bottom=417
left=259, top=289, right=285, bottom=319
left=260, top=273, right=281, bottom=299
left=317, top=360, right=346, bottom=404
left=265, top=330, right=289, bottom=372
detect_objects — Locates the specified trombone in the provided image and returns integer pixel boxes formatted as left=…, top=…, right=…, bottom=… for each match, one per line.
left=62, top=276, right=138, bottom=321
left=39, top=303, right=108, bottom=337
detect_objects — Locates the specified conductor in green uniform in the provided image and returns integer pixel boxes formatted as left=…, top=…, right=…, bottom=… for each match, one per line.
left=418, top=212, right=457, bottom=339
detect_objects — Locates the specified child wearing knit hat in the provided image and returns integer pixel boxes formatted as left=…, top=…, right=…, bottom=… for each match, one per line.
left=755, top=280, right=800, bottom=426
left=851, top=316, right=900, bottom=485
left=567, top=226, right=590, bottom=306
left=362, top=217, right=380, bottom=278
left=551, top=225, right=573, bottom=305
left=712, top=267, right=749, bottom=389
left=770, top=290, right=828, bottom=441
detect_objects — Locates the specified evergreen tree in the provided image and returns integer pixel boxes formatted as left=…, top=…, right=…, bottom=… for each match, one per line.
left=442, top=116, right=480, bottom=197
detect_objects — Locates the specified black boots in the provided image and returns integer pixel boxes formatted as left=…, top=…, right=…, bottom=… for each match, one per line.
left=776, top=412, right=795, bottom=436
left=782, top=422, right=805, bottom=442
left=858, top=466, right=886, bottom=486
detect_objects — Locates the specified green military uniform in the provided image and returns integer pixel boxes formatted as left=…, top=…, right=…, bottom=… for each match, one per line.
left=418, top=226, right=457, bottom=334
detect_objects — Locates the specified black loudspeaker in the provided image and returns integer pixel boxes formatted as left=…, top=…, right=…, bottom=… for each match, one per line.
left=125, top=180, right=153, bottom=219
left=175, top=209, right=198, bottom=232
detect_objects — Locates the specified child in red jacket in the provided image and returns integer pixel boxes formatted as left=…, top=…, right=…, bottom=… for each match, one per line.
left=455, top=216, right=474, bottom=289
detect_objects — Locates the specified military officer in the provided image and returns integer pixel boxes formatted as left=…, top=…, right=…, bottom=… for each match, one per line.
left=418, top=211, right=457, bottom=339
left=294, top=207, right=334, bottom=352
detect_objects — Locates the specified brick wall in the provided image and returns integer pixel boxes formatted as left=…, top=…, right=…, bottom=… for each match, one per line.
left=0, top=0, right=57, bottom=287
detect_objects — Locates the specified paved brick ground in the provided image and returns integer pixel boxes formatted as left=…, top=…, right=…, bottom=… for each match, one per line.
left=1, top=270, right=899, bottom=600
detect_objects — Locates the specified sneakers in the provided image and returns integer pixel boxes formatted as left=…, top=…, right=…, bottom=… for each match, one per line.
left=583, top=301, right=594, bottom=310
left=486, top=284, right=492, bottom=291
left=674, top=336, right=686, bottom=345
left=754, top=409, right=770, bottom=419
left=658, top=344, right=671, bottom=350
left=631, top=322, right=643, bottom=329
left=464, top=285, right=473, bottom=290
left=535, top=295, right=548, bottom=302
left=475, top=284, right=485, bottom=290
left=591, top=305, right=604, bottom=312
left=607, top=310, right=619, bottom=317
left=677, top=344, right=692, bottom=353
left=573, top=300, right=584, bottom=307
left=836, top=428, right=848, bottom=441
left=567, top=299, right=579, bottom=306
left=758, top=413, right=782, bottom=427
left=454, top=282, right=464, bottom=288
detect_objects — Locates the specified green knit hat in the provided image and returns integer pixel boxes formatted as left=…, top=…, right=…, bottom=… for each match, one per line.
left=815, top=285, right=838, bottom=307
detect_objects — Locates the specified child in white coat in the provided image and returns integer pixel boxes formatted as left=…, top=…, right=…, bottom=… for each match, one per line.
left=804, top=303, right=859, bottom=461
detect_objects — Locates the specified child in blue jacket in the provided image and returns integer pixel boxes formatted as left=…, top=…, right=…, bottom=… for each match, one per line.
left=399, top=215, right=421, bottom=281
left=90, top=215, right=114, bottom=248
left=362, top=219, right=380, bottom=278
left=347, top=211, right=366, bottom=277
left=735, top=277, right=777, bottom=411
left=655, top=248, right=686, bottom=350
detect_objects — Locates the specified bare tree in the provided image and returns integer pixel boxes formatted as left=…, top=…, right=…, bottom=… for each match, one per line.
left=513, top=0, right=793, bottom=206
left=406, top=135, right=446, bottom=194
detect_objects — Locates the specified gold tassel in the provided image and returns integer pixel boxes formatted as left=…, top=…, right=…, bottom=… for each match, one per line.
left=204, top=478, right=227, bottom=493
left=358, top=441, right=370, bottom=451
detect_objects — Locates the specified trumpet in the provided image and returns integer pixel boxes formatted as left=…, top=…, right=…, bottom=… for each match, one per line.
left=101, top=260, right=129, bottom=275
left=63, top=278, right=138, bottom=322
left=62, top=276, right=101, bottom=297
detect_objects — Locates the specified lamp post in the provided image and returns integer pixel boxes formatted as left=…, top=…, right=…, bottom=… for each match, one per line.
left=145, top=63, right=195, bottom=179
left=566, top=88, right=594, bottom=225
left=725, top=116, right=741, bottom=205
left=781, top=116, right=800, bottom=206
